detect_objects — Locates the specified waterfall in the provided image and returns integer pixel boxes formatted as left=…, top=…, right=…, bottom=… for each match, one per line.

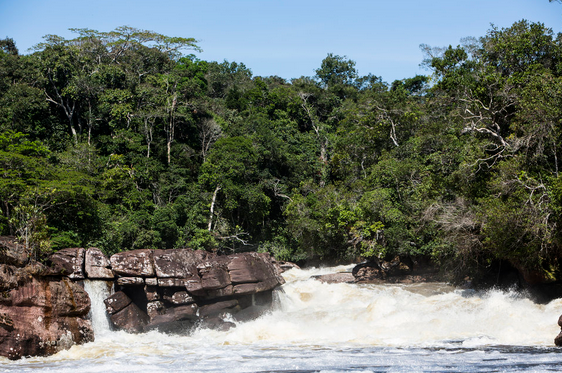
left=83, top=280, right=113, bottom=335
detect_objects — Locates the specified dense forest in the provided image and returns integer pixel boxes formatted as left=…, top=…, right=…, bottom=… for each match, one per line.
left=1, top=20, right=562, bottom=283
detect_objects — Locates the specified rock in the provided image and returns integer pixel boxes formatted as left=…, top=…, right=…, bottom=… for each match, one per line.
left=0, top=264, right=23, bottom=291
left=157, top=278, right=190, bottom=287
left=312, top=272, right=355, bottom=284
left=198, top=258, right=231, bottom=290
left=227, top=252, right=282, bottom=284
left=277, top=261, right=300, bottom=273
left=104, top=291, right=132, bottom=315
left=556, top=330, right=562, bottom=347
left=145, top=304, right=198, bottom=333
left=109, top=302, right=149, bottom=333
left=48, top=248, right=85, bottom=279
left=154, top=248, right=211, bottom=278
left=0, top=237, right=28, bottom=267
left=167, top=291, right=194, bottom=305
left=0, top=275, right=93, bottom=360
left=116, top=277, right=145, bottom=286
left=198, top=299, right=239, bottom=318
left=199, top=316, right=236, bottom=331
left=110, top=249, right=154, bottom=277
left=233, top=278, right=280, bottom=295
left=146, top=301, right=165, bottom=320
left=352, top=256, right=441, bottom=284
left=145, top=277, right=158, bottom=286
left=145, top=286, right=160, bottom=301
left=84, top=248, right=114, bottom=279
left=105, top=249, right=285, bottom=335
left=558, top=314, right=562, bottom=327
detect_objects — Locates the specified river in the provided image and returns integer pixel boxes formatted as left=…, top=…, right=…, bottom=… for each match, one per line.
left=1, top=265, right=562, bottom=372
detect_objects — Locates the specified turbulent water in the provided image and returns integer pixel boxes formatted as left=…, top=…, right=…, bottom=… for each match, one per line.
left=2, top=266, right=562, bottom=373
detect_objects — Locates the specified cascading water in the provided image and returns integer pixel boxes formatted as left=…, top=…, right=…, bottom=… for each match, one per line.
left=3, top=265, right=562, bottom=372
left=83, top=280, right=113, bottom=335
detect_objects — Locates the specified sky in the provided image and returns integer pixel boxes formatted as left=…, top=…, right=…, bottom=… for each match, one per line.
left=0, top=0, right=560, bottom=83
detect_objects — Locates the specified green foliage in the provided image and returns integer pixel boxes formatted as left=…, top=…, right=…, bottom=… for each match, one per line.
left=1, top=21, right=562, bottom=283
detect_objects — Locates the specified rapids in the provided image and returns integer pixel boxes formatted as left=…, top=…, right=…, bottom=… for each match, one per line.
left=2, top=265, right=562, bottom=372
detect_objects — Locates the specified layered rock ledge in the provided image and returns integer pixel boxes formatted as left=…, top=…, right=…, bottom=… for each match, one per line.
left=0, top=238, right=94, bottom=360
left=100, top=248, right=285, bottom=333
left=1, top=242, right=285, bottom=360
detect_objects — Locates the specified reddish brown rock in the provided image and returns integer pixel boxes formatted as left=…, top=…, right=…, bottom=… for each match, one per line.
left=109, top=302, right=149, bottom=333
left=556, top=330, right=562, bottom=346
left=146, top=300, right=165, bottom=320
left=167, top=291, right=194, bottom=305
left=0, top=264, right=23, bottom=292
left=85, top=247, right=114, bottom=279
left=313, top=272, right=355, bottom=284
left=277, top=261, right=300, bottom=273
left=198, top=299, right=239, bottom=318
left=0, top=275, right=93, bottom=360
left=158, top=278, right=190, bottom=287
left=48, top=248, right=85, bottom=279
left=0, top=237, right=29, bottom=267
left=233, top=278, right=280, bottom=295
left=198, top=258, right=231, bottom=290
left=227, top=252, right=285, bottom=294
left=110, top=249, right=154, bottom=277
left=153, top=248, right=211, bottom=278
left=104, top=291, right=132, bottom=315
left=145, top=286, right=160, bottom=301
left=116, top=277, right=144, bottom=286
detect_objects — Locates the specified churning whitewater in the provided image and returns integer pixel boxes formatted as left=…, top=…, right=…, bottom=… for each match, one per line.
left=3, top=266, right=562, bottom=372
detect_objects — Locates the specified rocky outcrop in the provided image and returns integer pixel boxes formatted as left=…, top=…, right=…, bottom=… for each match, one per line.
left=352, top=256, right=441, bottom=284
left=106, top=249, right=285, bottom=334
left=1, top=241, right=285, bottom=359
left=0, top=263, right=93, bottom=360
left=85, top=247, right=114, bottom=279
left=48, top=248, right=86, bottom=279
left=313, top=272, right=355, bottom=284
left=0, top=236, right=29, bottom=267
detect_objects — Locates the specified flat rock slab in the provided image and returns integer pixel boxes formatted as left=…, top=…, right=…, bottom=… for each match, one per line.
left=312, top=272, right=355, bottom=284
left=49, top=248, right=85, bottom=279
left=85, top=247, right=114, bottom=279
left=104, top=291, right=132, bottom=315
left=109, top=302, right=149, bottom=333
left=110, top=249, right=154, bottom=277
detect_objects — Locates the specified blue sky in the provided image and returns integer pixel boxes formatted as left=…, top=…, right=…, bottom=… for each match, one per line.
left=0, top=0, right=560, bottom=83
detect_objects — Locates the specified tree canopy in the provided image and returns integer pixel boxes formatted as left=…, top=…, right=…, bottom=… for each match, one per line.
left=2, top=22, right=562, bottom=284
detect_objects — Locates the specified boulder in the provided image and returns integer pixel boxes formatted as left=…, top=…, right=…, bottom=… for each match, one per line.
left=145, top=304, right=198, bottom=333
left=162, top=290, right=194, bottom=305
left=48, top=248, right=85, bottom=279
left=104, top=291, right=132, bottom=315
left=312, top=272, right=355, bottom=284
left=0, top=275, right=93, bottom=360
left=0, top=237, right=28, bottom=267
left=109, top=302, right=149, bottom=333
left=198, top=258, right=231, bottom=291
left=110, top=249, right=154, bottom=277
left=277, top=261, right=301, bottom=273
left=198, top=299, right=239, bottom=318
left=85, top=248, right=114, bottom=279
